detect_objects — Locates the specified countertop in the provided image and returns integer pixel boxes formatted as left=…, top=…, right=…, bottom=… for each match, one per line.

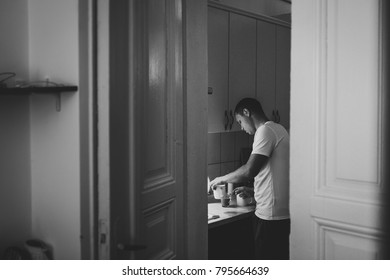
left=208, top=201, right=255, bottom=229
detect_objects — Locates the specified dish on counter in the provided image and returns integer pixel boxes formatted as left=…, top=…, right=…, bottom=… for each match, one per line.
left=208, top=214, right=220, bottom=221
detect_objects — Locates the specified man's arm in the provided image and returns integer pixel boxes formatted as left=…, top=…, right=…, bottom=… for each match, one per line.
left=209, top=153, right=268, bottom=188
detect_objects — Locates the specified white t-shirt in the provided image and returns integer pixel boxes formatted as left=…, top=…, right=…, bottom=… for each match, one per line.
left=251, top=121, right=290, bottom=220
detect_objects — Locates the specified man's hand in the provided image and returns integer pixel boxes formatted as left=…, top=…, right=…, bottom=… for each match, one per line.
left=233, top=186, right=254, bottom=198
left=209, top=176, right=226, bottom=190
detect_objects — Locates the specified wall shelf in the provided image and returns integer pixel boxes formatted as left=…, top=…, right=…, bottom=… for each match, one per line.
left=0, top=85, right=78, bottom=94
left=0, top=85, right=78, bottom=112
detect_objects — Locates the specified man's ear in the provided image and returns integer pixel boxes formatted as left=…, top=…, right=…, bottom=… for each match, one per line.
left=243, top=108, right=251, bottom=117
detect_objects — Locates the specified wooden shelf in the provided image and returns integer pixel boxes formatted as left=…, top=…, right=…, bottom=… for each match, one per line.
left=0, top=85, right=78, bottom=112
left=0, top=85, right=78, bottom=95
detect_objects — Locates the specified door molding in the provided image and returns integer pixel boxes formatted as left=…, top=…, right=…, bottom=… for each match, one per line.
left=96, top=0, right=111, bottom=259
left=315, top=0, right=383, bottom=205
left=314, top=217, right=382, bottom=259
left=79, top=0, right=98, bottom=260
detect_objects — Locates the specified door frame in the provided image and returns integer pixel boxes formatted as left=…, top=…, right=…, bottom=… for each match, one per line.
left=79, top=0, right=99, bottom=260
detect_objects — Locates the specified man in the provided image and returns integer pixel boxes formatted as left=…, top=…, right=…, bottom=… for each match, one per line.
left=209, top=97, right=290, bottom=259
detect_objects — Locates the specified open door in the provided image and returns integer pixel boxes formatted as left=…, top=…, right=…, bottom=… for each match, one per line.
left=106, top=0, right=185, bottom=259
left=290, top=0, right=386, bottom=259
left=96, top=0, right=208, bottom=260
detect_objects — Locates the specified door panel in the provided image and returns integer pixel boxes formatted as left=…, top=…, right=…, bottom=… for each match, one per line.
left=316, top=218, right=381, bottom=259
left=144, top=0, right=168, bottom=180
left=141, top=200, right=176, bottom=259
left=319, top=0, right=380, bottom=202
left=141, top=0, right=176, bottom=210
left=290, top=0, right=384, bottom=259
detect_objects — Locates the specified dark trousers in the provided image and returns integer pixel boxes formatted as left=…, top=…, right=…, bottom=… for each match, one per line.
left=252, top=214, right=290, bottom=260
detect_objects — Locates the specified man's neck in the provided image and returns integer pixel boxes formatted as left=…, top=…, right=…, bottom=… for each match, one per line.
left=253, top=116, right=269, bottom=130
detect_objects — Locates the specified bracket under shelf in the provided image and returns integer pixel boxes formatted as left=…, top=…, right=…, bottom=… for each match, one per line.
left=0, top=85, right=78, bottom=112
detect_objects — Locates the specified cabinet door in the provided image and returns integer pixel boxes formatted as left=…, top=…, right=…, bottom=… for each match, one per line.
left=229, top=13, right=256, bottom=131
left=256, top=20, right=276, bottom=122
left=275, top=26, right=291, bottom=130
left=208, top=7, right=229, bottom=133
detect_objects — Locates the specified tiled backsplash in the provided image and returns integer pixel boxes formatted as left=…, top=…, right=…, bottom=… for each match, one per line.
left=207, top=131, right=253, bottom=180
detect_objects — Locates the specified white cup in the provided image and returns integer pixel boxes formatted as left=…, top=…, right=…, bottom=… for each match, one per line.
left=236, top=195, right=252, bottom=207
left=213, top=184, right=227, bottom=199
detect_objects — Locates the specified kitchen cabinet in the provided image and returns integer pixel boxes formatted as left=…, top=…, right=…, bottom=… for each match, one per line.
left=208, top=217, right=255, bottom=259
left=208, top=202, right=256, bottom=259
left=208, top=4, right=291, bottom=132
left=207, top=7, right=256, bottom=133
left=256, top=21, right=276, bottom=127
left=208, top=7, right=229, bottom=133
left=228, top=13, right=257, bottom=131
left=275, top=26, right=291, bottom=130
left=256, top=23, right=291, bottom=130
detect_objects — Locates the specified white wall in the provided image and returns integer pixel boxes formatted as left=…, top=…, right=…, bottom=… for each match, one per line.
left=0, top=96, right=32, bottom=255
left=0, top=0, right=81, bottom=260
left=0, top=0, right=32, bottom=255
left=0, top=0, right=29, bottom=80
left=28, top=0, right=80, bottom=259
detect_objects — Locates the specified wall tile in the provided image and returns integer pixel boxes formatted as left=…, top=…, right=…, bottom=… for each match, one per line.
left=221, top=132, right=235, bottom=162
left=220, top=162, right=235, bottom=176
left=207, top=133, right=220, bottom=164
left=207, top=163, right=221, bottom=181
left=235, top=131, right=249, bottom=161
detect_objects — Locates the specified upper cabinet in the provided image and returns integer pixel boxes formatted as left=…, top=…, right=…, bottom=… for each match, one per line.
left=257, top=23, right=291, bottom=131
left=275, top=26, right=291, bottom=130
left=208, top=7, right=229, bottom=133
left=229, top=13, right=257, bottom=132
left=208, top=4, right=291, bottom=133
left=256, top=20, right=276, bottom=129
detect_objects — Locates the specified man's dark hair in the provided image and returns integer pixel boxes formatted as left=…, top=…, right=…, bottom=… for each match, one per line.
left=234, top=97, right=264, bottom=116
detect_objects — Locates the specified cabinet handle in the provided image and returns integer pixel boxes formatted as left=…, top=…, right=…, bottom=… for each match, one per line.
left=224, top=110, right=229, bottom=130
left=276, top=110, right=281, bottom=123
left=229, top=110, right=234, bottom=130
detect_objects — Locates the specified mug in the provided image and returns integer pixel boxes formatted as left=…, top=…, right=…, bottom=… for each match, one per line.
left=236, top=195, right=252, bottom=207
left=213, top=184, right=227, bottom=199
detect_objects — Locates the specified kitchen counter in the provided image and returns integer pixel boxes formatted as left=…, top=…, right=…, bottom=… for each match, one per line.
left=208, top=202, right=255, bottom=229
